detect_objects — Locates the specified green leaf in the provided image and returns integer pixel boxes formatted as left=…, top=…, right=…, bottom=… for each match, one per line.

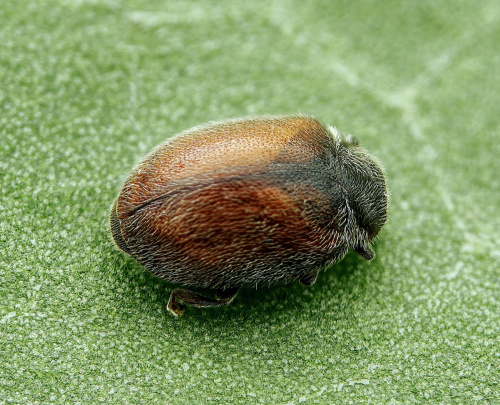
left=1, top=0, right=498, bottom=403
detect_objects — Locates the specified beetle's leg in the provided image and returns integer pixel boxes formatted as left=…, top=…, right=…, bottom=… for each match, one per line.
left=167, top=287, right=239, bottom=316
left=298, top=271, right=318, bottom=286
left=354, top=244, right=375, bottom=261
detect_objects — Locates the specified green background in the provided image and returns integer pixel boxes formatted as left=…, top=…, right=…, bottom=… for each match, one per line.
left=1, top=0, right=499, bottom=403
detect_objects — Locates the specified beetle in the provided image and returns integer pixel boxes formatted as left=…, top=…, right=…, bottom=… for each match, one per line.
left=110, top=115, right=389, bottom=316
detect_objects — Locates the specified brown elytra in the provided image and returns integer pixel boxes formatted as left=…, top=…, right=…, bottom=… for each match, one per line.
left=110, top=115, right=389, bottom=315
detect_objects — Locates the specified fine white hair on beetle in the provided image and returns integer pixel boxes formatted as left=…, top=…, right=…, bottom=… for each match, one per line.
left=327, top=125, right=341, bottom=142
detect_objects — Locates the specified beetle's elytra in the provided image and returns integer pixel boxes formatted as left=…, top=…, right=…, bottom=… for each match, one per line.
left=110, top=115, right=389, bottom=316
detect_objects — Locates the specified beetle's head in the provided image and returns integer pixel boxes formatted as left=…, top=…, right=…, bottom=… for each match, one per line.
left=335, top=135, right=389, bottom=260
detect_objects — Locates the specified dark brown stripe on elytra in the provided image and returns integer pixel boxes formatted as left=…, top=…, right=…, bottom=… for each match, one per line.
left=119, top=172, right=342, bottom=287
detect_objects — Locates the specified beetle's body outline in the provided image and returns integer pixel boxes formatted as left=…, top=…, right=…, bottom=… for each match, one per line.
left=110, top=115, right=389, bottom=316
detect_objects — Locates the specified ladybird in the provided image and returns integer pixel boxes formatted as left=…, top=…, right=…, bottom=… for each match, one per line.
left=110, top=115, right=389, bottom=316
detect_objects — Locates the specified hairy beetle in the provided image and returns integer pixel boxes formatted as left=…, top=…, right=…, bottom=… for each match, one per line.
left=110, top=115, right=389, bottom=316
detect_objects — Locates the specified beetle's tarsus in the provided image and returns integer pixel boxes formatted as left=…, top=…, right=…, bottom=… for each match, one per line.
left=355, top=245, right=375, bottom=261
left=167, top=294, right=185, bottom=316
left=298, top=272, right=318, bottom=286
